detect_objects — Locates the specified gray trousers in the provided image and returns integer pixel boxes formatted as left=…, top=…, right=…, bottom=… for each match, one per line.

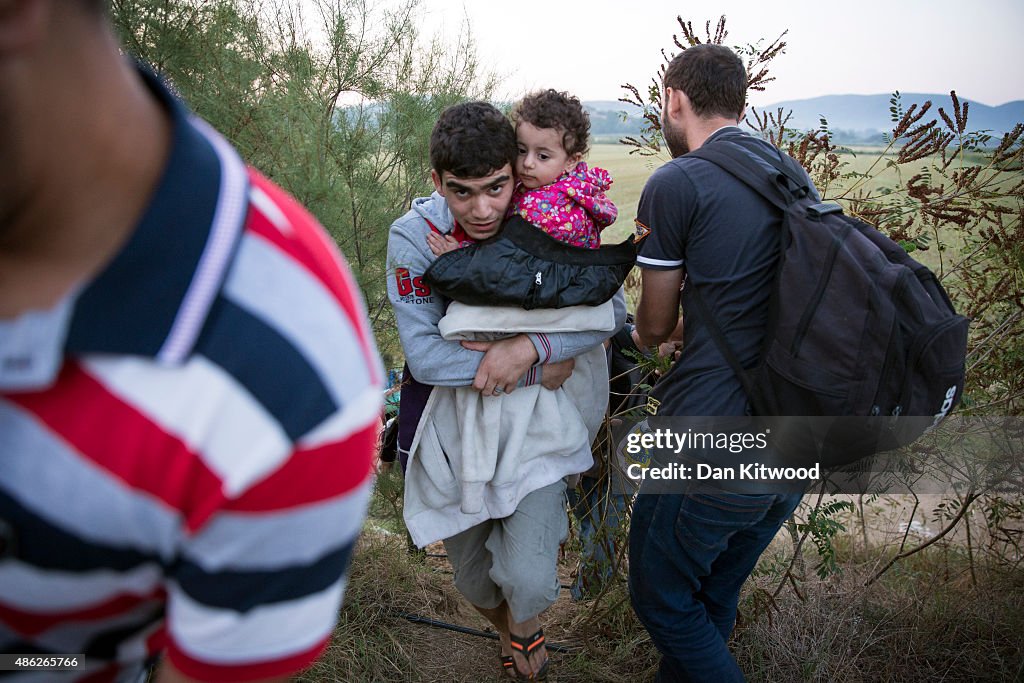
left=442, top=480, right=568, bottom=624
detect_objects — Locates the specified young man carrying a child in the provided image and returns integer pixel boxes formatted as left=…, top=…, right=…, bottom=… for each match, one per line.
left=386, top=101, right=625, bottom=680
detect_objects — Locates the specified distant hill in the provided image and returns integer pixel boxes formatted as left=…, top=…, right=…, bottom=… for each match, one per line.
left=585, top=100, right=641, bottom=113
left=584, top=100, right=644, bottom=138
left=583, top=94, right=1023, bottom=144
left=754, top=93, right=1024, bottom=141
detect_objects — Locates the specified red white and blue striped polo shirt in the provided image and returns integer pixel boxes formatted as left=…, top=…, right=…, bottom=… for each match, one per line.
left=0, top=67, right=383, bottom=681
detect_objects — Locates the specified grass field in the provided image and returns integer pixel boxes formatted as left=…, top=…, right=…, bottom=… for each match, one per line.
left=588, top=140, right=934, bottom=236
left=587, top=141, right=1015, bottom=278
left=587, top=143, right=665, bottom=243
left=591, top=140, right=1005, bottom=206
left=584, top=142, right=918, bottom=243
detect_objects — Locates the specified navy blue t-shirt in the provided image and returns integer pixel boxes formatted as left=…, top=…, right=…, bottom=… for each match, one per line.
left=635, top=128, right=791, bottom=417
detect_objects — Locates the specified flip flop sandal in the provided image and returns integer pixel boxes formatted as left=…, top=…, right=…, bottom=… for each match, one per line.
left=500, top=654, right=527, bottom=680
left=509, top=629, right=549, bottom=681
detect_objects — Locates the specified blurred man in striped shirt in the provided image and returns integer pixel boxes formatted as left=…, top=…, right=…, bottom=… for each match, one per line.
left=0, top=1, right=383, bottom=680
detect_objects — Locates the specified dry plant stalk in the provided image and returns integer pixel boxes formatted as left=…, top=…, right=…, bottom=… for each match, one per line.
left=619, top=14, right=787, bottom=157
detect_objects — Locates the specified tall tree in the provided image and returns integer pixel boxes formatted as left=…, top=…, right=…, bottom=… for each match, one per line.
left=111, top=0, right=496, bottom=360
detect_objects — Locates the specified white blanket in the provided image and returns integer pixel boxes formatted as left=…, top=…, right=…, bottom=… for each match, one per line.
left=402, top=302, right=613, bottom=547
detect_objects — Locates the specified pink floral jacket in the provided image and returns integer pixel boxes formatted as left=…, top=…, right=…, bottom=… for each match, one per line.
left=509, top=162, right=617, bottom=249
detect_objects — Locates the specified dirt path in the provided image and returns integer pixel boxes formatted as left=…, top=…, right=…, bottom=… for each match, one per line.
left=385, top=543, right=596, bottom=683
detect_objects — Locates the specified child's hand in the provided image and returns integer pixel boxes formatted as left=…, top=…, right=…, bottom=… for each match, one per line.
left=427, top=231, right=461, bottom=256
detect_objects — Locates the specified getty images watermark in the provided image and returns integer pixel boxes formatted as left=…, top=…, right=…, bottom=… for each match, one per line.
left=623, top=426, right=821, bottom=483
left=611, top=416, right=1024, bottom=495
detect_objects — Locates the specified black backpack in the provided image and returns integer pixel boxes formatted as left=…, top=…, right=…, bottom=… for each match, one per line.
left=686, top=136, right=970, bottom=465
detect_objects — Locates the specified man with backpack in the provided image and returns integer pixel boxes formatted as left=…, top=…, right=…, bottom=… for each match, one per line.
left=629, top=41, right=969, bottom=681
left=628, top=45, right=807, bottom=682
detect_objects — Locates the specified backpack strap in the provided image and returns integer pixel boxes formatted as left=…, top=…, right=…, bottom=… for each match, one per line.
left=687, top=279, right=775, bottom=415
left=683, top=136, right=808, bottom=416
left=688, top=137, right=809, bottom=210
left=725, top=135, right=813, bottom=198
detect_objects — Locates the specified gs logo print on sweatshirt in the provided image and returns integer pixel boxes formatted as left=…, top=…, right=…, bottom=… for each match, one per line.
left=394, top=267, right=433, bottom=304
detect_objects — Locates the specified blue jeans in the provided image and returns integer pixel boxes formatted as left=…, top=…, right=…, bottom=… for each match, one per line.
left=567, top=475, right=631, bottom=600
left=628, top=489, right=803, bottom=682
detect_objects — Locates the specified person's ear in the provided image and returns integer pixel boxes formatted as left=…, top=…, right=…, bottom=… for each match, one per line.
left=0, top=0, right=48, bottom=54
left=663, top=87, right=683, bottom=119
left=431, top=169, right=444, bottom=196
left=564, top=153, right=582, bottom=173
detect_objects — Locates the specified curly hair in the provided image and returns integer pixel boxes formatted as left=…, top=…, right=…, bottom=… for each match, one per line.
left=429, top=101, right=517, bottom=179
left=511, top=89, right=590, bottom=158
left=663, top=45, right=746, bottom=120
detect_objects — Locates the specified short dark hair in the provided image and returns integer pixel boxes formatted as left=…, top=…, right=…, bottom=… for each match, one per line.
left=663, top=44, right=746, bottom=120
left=511, top=89, right=590, bottom=158
left=429, top=101, right=517, bottom=179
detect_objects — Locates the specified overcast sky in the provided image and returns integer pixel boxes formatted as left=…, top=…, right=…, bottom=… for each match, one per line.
left=408, top=0, right=1023, bottom=107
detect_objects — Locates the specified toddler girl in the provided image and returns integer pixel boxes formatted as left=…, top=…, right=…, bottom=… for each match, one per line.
left=508, top=89, right=617, bottom=248
left=429, top=89, right=618, bottom=256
